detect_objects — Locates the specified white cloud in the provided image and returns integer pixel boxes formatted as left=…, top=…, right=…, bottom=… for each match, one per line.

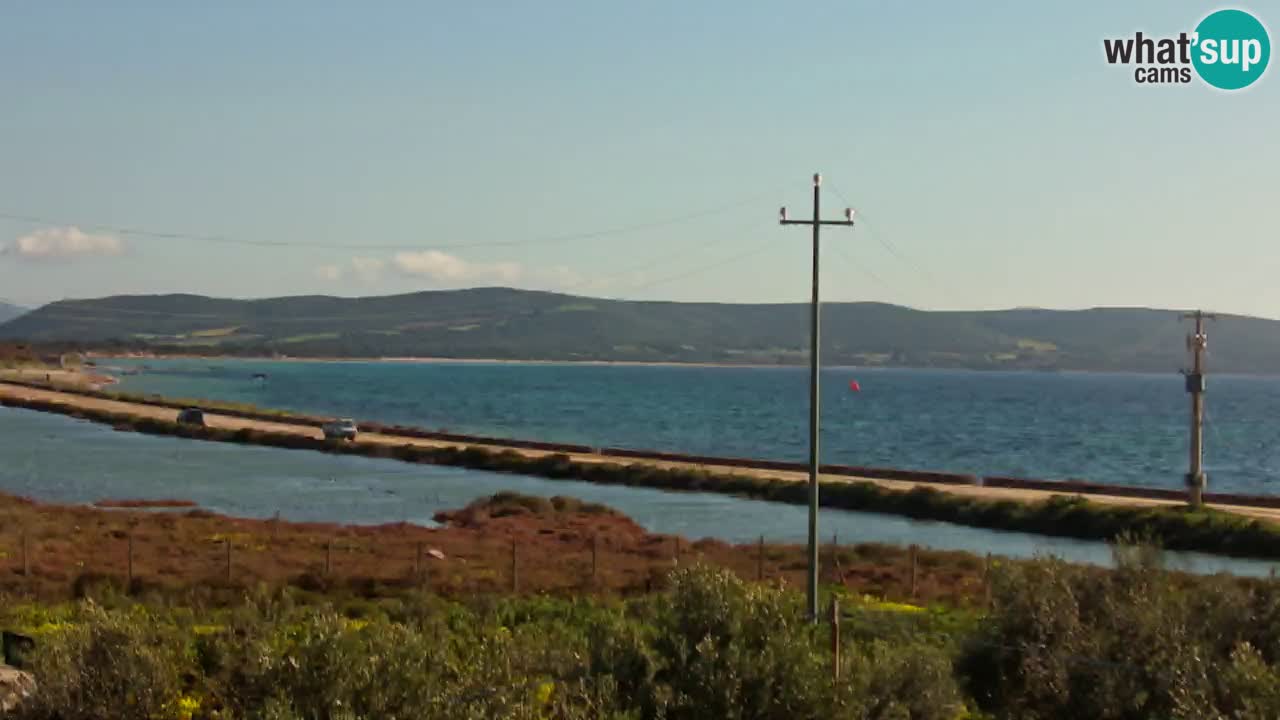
left=393, top=250, right=523, bottom=284
left=315, top=264, right=344, bottom=281
left=350, top=256, right=385, bottom=282
left=316, top=250, right=607, bottom=293
left=314, top=257, right=385, bottom=283
left=528, top=264, right=619, bottom=293
left=532, top=265, right=585, bottom=290
left=4, top=226, right=123, bottom=260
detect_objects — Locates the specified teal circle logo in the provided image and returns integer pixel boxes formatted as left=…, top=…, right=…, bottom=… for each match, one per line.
left=1192, top=9, right=1270, bottom=90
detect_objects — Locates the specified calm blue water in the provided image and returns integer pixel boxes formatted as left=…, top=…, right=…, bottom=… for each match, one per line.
left=108, top=358, right=1280, bottom=496
left=2, top=405, right=1274, bottom=576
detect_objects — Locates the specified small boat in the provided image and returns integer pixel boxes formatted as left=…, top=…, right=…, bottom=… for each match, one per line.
left=252, top=372, right=268, bottom=381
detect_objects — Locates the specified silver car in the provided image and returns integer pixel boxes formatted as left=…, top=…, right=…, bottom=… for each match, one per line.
left=322, top=418, right=358, bottom=441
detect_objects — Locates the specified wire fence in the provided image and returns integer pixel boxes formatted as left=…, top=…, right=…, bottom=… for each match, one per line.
left=0, top=518, right=992, bottom=608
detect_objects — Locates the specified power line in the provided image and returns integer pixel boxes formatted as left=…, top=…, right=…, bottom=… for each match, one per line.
left=555, top=217, right=766, bottom=295
left=7, top=224, right=774, bottom=321
left=824, top=182, right=965, bottom=307
left=827, top=238, right=890, bottom=292
left=609, top=237, right=779, bottom=297
left=0, top=188, right=780, bottom=253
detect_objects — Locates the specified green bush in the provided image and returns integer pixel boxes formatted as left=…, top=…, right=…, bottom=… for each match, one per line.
left=16, top=555, right=1280, bottom=719
left=958, top=542, right=1280, bottom=719
left=12, top=604, right=189, bottom=720
left=6, top=565, right=978, bottom=720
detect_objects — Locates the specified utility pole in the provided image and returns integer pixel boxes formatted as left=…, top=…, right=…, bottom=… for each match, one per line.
left=780, top=173, right=855, bottom=620
left=1182, top=310, right=1216, bottom=507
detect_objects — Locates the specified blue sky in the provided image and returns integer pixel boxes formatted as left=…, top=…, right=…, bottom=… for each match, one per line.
left=0, top=1, right=1276, bottom=315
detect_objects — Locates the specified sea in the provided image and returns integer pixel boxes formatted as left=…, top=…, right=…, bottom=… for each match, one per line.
left=106, top=358, right=1280, bottom=496
left=1, top=404, right=1275, bottom=576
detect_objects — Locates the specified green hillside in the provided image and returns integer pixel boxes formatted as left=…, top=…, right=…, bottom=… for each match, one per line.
left=0, top=301, right=26, bottom=324
left=0, top=288, right=1271, bottom=372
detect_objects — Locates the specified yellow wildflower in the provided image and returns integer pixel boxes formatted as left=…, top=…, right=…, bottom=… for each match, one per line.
left=167, top=694, right=201, bottom=720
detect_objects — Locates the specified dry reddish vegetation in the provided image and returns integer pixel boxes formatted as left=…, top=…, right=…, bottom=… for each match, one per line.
left=0, top=490, right=989, bottom=606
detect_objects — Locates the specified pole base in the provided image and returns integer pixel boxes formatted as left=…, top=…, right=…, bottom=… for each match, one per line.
left=1185, top=472, right=1207, bottom=507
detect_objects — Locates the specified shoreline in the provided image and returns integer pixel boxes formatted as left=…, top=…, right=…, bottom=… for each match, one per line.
left=87, top=351, right=1239, bottom=379
left=93, top=352, right=799, bottom=370
left=85, top=352, right=1257, bottom=377
left=6, top=379, right=1280, bottom=560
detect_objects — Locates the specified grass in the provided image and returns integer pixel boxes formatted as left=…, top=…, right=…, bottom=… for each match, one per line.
left=4, top=391, right=1280, bottom=560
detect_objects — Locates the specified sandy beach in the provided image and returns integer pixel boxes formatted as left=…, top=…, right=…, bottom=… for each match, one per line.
left=0, top=366, right=118, bottom=390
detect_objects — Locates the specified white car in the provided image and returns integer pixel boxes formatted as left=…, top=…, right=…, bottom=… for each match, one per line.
left=322, top=418, right=358, bottom=441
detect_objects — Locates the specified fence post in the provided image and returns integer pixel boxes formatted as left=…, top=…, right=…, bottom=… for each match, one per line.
left=225, top=539, right=233, bottom=583
left=983, top=553, right=992, bottom=609
left=21, top=528, right=30, bottom=577
left=673, top=537, right=680, bottom=566
left=830, top=596, right=841, bottom=682
left=757, top=535, right=765, bottom=582
left=909, top=544, right=919, bottom=600
left=510, top=537, right=518, bottom=593
left=831, top=533, right=839, bottom=582
left=325, top=539, right=333, bottom=576
left=127, top=532, right=134, bottom=585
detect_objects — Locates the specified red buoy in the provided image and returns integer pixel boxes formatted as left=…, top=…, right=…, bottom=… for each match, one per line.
left=848, top=380, right=860, bottom=392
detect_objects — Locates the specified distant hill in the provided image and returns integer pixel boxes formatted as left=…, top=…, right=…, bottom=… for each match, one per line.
left=0, top=302, right=26, bottom=324
left=0, top=288, right=1273, bottom=373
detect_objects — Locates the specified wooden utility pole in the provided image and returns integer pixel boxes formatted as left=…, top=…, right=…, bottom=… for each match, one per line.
left=1182, top=310, right=1216, bottom=507
left=780, top=174, right=856, bottom=621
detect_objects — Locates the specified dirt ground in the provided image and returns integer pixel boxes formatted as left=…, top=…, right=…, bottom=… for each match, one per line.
left=0, top=491, right=989, bottom=607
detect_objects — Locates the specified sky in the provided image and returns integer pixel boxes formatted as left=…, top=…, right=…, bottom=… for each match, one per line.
left=0, top=1, right=1277, bottom=316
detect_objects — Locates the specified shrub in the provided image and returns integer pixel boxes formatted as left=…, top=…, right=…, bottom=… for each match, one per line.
left=958, top=541, right=1280, bottom=720
left=838, top=640, right=966, bottom=719
left=12, top=605, right=188, bottom=720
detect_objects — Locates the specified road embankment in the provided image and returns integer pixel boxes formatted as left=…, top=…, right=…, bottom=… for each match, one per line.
left=5, top=379, right=1280, bottom=559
